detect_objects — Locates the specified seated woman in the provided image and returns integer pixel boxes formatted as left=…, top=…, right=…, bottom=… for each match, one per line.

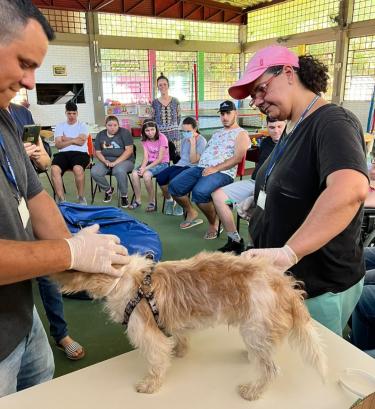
left=156, top=117, right=207, bottom=216
left=91, top=115, right=135, bottom=208
left=129, top=120, right=169, bottom=212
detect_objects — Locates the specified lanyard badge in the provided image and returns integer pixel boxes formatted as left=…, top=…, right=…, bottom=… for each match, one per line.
left=256, top=95, right=320, bottom=210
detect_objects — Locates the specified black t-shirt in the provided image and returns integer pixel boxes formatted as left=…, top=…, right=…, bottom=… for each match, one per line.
left=249, top=104, right=368, bottom=298
left=251, top=137, right=277, bottom=180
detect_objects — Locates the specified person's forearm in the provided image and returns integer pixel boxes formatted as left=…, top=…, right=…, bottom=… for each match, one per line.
left=189, top=143, right=199, bottom=163
left=55, top=137, right=73, bottom=149
left=213, top=155, right=243, bottom=172
left=28, top=191, right=71, bottom=240
left=0, top=239, right=71, bottom=285
left=287, top=179, right=366, bottom=260
left=95, top=151, right=107, bottom=165
left=112, top=147, right=133, bottom=165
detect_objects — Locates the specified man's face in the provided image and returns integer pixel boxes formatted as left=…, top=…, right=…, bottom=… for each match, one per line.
left=220, top=110, right=237, bottom=128
left=66, top=110, right=78, bottom=124
left=267, top=120, right=286, bottom=142
left=0, top=19, right=48, bottom=108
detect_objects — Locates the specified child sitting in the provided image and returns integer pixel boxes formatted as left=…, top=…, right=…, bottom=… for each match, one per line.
left=129, top=120, right=169, bottom=212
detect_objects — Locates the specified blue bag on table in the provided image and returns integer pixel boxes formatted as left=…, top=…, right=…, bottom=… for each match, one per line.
left=58, top=202, right=162, bottom=261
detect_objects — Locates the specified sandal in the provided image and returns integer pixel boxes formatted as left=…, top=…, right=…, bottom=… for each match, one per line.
left=56, top=340, right=85, bottom=361
left=203, top=226, right=224, bottom=240
left=128, top=201, right=141, bottom=210
left=146, top=202, right=156, bottom=212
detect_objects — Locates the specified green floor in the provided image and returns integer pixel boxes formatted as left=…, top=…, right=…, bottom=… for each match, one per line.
left=35, top=132, right=252, bottom=378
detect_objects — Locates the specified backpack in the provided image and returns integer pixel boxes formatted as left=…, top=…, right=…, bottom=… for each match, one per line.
left=168, top=140, right=180, bottom=164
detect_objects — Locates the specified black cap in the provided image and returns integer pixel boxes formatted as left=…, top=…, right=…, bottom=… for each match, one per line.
left=218, top=100, right=236, bottom=113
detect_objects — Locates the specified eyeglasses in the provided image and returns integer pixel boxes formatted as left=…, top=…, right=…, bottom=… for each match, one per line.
left=249, top=69, right=282, bottom=107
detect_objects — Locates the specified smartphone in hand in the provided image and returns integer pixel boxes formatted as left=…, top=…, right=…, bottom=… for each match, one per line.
left=22, top=125, right=41, bottom=144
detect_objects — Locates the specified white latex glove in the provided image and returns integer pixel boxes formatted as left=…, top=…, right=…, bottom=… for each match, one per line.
left=64, top=224, right=128, bottom=277
left=241, top=244, right=298, bottom=274
left=236, top=196, right=254, bottom=221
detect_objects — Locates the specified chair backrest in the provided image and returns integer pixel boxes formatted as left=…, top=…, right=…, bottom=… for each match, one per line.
left=168, top=140, right=180, bottom=164
left=87, top=134, right=94, bottom=157
left=133, top=143, right=137, bottom=160
left=236, top=155, right=246, bottom=178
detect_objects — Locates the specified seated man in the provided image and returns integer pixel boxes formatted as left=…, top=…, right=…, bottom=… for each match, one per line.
left=91, top=115, right=134, bottom=208
left=212, top=117, right=286, bottom=254
left=51, top=101, right=90, bottom=204
left=156, top=116, right=207, bottom=216
left=168, top=101, right=249, bottom=239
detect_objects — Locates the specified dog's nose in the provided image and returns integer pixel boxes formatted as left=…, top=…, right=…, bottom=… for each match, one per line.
left=145, top=251, right=155, bottom=261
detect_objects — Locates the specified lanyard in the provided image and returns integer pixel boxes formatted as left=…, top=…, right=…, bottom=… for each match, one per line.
left=263, top=94, right=320, bottom=191
left=0, top=131, right=20, bottom=199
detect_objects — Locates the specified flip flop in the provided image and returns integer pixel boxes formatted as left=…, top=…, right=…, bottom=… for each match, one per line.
left=203, top=226, right=224, bottom=240
left=56, top=341, right=85, bottom=361
left=128, top=201, right=141, bottom=210
left=180, top=218, right=204, bottom=230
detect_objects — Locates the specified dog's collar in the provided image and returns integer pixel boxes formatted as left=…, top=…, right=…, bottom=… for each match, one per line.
left=122, top=266, right=160, bottom=329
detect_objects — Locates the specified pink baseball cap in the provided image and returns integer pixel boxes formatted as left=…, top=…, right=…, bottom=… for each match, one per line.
left=228, top=45, right=300, bottom=100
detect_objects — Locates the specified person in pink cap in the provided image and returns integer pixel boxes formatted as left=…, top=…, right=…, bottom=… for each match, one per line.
left=230, top=45, right=369, bottom=337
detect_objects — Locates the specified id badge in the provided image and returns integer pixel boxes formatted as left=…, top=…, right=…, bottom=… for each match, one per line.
left=257, top=189, right=267, bottom=210
left=18, top=197, right=30, bottom=229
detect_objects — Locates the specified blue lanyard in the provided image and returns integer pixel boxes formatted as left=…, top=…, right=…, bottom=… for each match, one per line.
left=263, top=94, right=320, bottom=191
left=0, top=131, right=20, bottom=198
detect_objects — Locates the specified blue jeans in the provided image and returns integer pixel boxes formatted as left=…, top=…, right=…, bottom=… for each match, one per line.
left=0, top=307, right=54, bottom=397
left=168, top=166, right=233, bottom=203
left=350, top=248, right=375, bottom=356
left=37, top=276, right=67, bottom=343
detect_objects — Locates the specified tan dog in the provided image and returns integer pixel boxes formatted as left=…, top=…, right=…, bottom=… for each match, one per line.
left=54, top=251, right=326, bottom=401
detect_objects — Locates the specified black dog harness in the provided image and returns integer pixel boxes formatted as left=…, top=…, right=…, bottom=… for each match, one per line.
left=122, top=266, right=160, bottom=329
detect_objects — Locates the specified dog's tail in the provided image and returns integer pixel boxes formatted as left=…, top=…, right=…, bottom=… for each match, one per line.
left=289, top=294, right=327, bottom=382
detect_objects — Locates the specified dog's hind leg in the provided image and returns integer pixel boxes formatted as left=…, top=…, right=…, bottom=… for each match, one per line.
left=128, top=314, right=174, bottom=394
left=237, top=322, right=279, bottom=401
left=172, top=331, right=189, bottom=358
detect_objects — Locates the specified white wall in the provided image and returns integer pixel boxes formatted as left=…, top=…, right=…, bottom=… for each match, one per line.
left=342, top=101, right=372, bottom=132
left=28, top=45, right=95, bottom=127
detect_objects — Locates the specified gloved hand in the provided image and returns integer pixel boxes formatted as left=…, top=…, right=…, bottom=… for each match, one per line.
left=64, top=224, right=128, bottom=277
left=236, top=196, right=255, bottom=221
left=240, top=244, right=298, bottom=274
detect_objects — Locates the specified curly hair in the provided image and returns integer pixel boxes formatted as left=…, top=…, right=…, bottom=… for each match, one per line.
left=267, top=54, right=329, bottom=94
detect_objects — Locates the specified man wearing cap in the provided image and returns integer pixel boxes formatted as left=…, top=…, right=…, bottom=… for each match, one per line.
left=168, top=100, right=249, bottom=239
left=229, top=45, right=368, bottom=337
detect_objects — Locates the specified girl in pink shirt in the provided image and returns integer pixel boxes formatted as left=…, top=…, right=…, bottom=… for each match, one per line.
left=129, top=120, right=169, bottom=212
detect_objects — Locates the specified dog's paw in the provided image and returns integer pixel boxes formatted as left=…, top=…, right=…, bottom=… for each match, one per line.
left=238, top=383, right=262, bottom=401
left=173, top=343, right=188, bottom=358
left=135, top=377, right=161, bottom=394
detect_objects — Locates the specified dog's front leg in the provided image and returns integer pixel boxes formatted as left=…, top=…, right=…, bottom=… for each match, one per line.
left=128, top=316, right=174, bottom=394
left=172, top=331, right=189, bottom=358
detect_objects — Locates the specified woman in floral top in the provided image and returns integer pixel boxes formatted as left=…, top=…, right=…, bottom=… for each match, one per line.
left=152, top=74, right=181, bottom=153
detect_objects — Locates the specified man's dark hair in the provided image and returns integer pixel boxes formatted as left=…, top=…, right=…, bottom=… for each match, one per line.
left=0, top=0, right=55, bottom=44
left=65, top=101, right=78, bottom=112
left=266, top=116, right=278, bottom=124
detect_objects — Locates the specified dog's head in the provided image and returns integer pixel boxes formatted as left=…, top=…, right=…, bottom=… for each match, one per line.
left=53, top=253, right=154, bottom=299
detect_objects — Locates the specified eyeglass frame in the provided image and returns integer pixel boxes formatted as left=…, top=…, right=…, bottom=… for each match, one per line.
left=249, top=68, right=283, bottom=107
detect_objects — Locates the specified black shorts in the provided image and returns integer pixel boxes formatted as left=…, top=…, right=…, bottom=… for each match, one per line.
left=52, top=151, right=90, bottom=175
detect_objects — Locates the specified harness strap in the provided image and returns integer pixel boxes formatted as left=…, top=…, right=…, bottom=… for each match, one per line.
left=122, top=269, right=160, bottom=328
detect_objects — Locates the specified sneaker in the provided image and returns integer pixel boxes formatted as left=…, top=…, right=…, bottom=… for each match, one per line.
left=164, top=200, right=174, bottom=215
left=218, top=237, right=244, bottom=255
left=78, top=196, right=87, bottom=205
left=173, top=203, right=184, bottom=216
left=120, top=196, right=129, bottom=208
left=103, top=187, right=114, bottom=203
left=56, top=196, right=65, bottom=205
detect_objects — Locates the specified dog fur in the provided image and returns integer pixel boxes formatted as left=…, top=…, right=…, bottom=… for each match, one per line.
left=54, top=251, right=327, bottom=400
